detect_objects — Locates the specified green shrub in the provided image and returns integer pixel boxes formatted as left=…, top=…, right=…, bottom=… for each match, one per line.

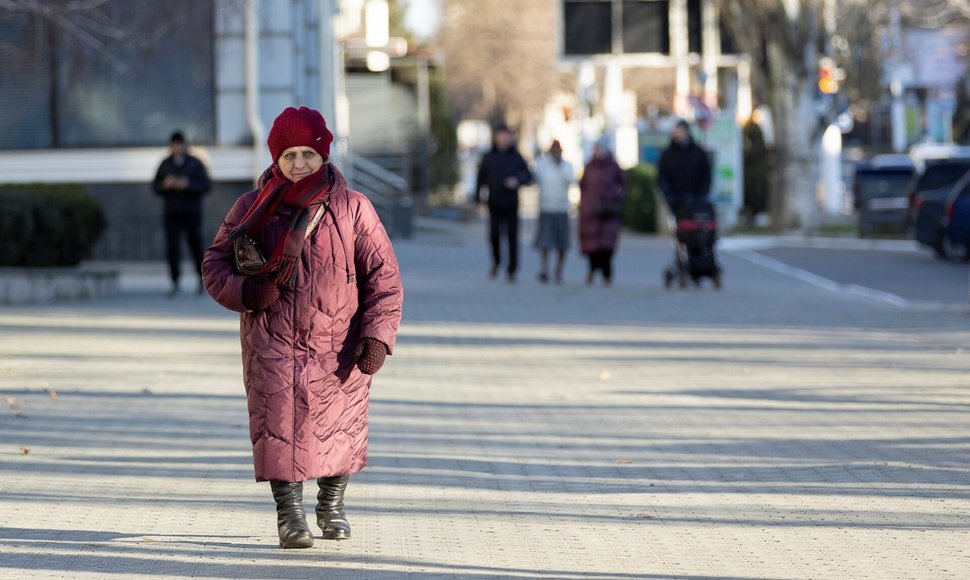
left=622, top=164, right=660, bottom=233
left=429, top=68, right=459, bottom=197
left=0, top=184, right=106, bottom=267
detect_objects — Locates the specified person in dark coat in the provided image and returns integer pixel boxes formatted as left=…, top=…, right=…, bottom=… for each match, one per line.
left=578, top=138, right=629, bottom=286
left=153, top=131, right=211, bottom=296
left=656, top=119, right=712, bottom=216
left=475, top=125, right=532, bottom=282
left=202, top=107, right=403, bottom=550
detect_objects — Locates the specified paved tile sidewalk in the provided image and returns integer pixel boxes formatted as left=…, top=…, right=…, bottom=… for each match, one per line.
left=1, top=218, right=969, bottom=579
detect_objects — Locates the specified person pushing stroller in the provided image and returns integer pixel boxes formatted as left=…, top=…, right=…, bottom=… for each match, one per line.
left=657, top=120, right=722, bottom=289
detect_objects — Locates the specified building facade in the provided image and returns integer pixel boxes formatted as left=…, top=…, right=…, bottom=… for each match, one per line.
left=0, top=0, right=345, bottom=259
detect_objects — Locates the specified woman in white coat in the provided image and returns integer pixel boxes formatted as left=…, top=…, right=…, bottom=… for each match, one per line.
left=533, top=140, right=575, bottom=283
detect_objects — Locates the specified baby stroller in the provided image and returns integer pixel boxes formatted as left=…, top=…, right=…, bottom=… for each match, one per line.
left=663, top=197, right=722, bottom=289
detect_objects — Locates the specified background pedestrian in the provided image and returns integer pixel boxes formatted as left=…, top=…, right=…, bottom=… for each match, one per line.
left=657, top=119, right=712, bottom=216
left=533, top=140, right=574, bottom=283
left=475, top=125, right=532, bottom=283
left=153, top=131, right=211, bottom=297
left=578, top=138, right=628, bottom=286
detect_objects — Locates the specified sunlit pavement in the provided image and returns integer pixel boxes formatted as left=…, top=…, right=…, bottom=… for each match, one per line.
left=1, top=217, right=969, bottom=579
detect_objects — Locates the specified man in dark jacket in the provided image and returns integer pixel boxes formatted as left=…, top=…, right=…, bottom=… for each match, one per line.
left=657, top=120, right=712, bottom=216
left=475, top=125, right=532, bottom=282
left=153, top=131, right=211, bottom=296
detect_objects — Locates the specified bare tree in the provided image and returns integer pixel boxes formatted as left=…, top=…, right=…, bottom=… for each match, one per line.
left=439, top=0, right=563, bottom=131
left=717, top=0, right=843, bottom=230
left=0, top=0, right=180, bottom=74
left=719, top=0, right=970, bottom=230
left=898, top=0, right=970, bottom=27
left=1, top=0, right=213, bottom=148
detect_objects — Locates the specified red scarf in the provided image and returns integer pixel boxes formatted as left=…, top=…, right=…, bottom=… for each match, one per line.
left=227, top=164, right=333, bottom=287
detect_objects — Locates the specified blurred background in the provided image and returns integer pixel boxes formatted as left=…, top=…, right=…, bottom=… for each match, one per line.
left=2, top=0, right=970, bottom=263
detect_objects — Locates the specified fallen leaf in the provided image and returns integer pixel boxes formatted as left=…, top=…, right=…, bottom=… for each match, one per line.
left=20, top=447, right=30, bottom=455
left=615, top=459, right=632, bottom=465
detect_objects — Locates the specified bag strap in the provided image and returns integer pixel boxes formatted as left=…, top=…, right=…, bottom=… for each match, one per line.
left=305, top=203, right=326, bottom=241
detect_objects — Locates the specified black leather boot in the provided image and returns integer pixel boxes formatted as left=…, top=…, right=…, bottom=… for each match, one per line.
left=316, top=476, right=351, bottom=540
left=269, top=481, right=315, bottom=549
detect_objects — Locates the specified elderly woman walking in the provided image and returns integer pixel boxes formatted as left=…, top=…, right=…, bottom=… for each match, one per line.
left=578, top=138, right=629, bottom=286
left=202, top=106, right=403, bottom=549
left=533, top=140, right=574, bottom=284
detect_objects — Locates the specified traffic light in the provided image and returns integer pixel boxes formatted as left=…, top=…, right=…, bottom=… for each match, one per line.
left=818, top=57, right=840, bottom=95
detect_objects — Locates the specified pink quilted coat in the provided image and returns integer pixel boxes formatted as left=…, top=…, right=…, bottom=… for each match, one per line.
left=578, top=154, right=629, bottom=255
left=202, top=168, right=403, bottom=482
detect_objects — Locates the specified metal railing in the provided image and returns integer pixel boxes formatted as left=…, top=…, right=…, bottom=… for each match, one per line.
left=349, top=154, right=413, bottom=238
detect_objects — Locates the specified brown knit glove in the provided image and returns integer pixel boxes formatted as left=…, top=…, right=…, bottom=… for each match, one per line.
left=242, top=276, right=280, bottom=311
left=355, top=338, right=388, bottom=375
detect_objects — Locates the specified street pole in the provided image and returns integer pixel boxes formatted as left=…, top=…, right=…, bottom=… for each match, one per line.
left=318, top=0, right=338, bottom=140
left=889, top=1, right=907, bottom=153
left=820, top=0, right=843, bottom=215
left=244, top=0, right=265, bottom=185
left=416, top=58, right=431, bottom=197
left=576, top=60, right=597, bottom=161
left=701, top=0, right=719, bottom=106
left=670, top=0, right=689, bottom=116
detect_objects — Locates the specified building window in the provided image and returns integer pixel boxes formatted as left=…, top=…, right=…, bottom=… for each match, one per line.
left=0, top=0, right=214, bottom=149
left=563, top=1, right=613, bottom=55
left=622, top=0, right=670, bottom=55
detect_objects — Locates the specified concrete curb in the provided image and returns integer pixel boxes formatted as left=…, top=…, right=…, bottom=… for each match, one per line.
left=0, top=266, right=120, bottom=306
left=720, top=234, right=921, bottom=253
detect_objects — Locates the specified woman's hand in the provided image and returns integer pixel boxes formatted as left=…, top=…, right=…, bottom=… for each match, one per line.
left=241, top=276, right=281, bottom=310
left=355, top=338, right=388, bottom=375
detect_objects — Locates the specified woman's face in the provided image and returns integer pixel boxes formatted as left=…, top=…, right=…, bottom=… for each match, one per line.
left=278, top=146, right=324, bottom=182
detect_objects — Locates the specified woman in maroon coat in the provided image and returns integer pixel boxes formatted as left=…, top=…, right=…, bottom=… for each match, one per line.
left=578, top=139, right=629, bottom=286
left=202, top=107, right=403, bottom=549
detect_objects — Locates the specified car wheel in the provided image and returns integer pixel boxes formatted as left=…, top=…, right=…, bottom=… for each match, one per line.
left=933, top=231, right=948, bottom=259
left=951, top=239, right=969, bottom=262
left=941, top=234, right=968, bottom=261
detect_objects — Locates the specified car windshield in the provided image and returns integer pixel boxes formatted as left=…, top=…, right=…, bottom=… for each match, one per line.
left=916, top=163, right=970, bottom=191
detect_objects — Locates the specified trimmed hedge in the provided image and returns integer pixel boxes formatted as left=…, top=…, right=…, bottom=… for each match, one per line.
left=0, top=184, right=106, bottom=267
left=622, top=164, right=660, bottom=233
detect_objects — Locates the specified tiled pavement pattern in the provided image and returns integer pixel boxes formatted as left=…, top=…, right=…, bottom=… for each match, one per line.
left=1, top=218, right=969, bottom=579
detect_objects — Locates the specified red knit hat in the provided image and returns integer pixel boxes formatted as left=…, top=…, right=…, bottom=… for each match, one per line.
left=267, top=106, right=334, bottom=163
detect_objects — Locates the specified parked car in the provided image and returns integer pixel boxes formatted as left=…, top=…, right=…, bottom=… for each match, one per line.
left=907, top=158, right=970, bottom=257
left=852, top=155, right=915, bottom=237
left=940, top=172, right=970, bottom=260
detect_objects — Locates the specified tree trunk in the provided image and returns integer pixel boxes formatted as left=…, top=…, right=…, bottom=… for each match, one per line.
left=766, top=36, right=820, bottom=232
